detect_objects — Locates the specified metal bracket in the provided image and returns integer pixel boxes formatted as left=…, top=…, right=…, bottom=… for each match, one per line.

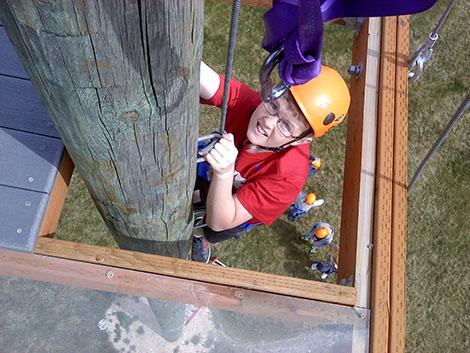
left=354, top=307, right=370, bottom=320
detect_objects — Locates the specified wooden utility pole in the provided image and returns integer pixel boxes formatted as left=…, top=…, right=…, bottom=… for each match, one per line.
left=0, top=1, right=204, bottom=258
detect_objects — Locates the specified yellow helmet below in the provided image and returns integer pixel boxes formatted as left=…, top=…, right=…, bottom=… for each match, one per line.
left=289, top=65, right=351, bottom=137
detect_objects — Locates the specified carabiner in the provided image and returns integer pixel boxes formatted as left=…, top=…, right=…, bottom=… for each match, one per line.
left=408, top=32, right=438, bottom=83
left=259, top=46, right=291, bottom=102
left=196, top=132, right=222, bottom=163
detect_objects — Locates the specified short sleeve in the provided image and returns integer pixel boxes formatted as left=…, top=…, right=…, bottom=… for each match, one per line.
left=236, top=174, right=306, bottom=225
left=200, top=74, right=260, bottom=148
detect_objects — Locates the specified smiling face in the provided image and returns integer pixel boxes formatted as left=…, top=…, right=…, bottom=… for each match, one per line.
left=246, top=93, right=313, bottom=149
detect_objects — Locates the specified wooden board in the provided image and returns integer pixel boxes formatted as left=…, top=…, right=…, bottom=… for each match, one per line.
left=337, top=18, right=369, bottom=287
left=389, top=15, right=409, bottom=353
left=0, top=26, right=29, bottom=79
left=338, top=17, right=381, bottom=313
left=0, top=75, right=60, bottom=137
left=369, top=16, right=397, bottom=353
left=38, top=150, right=74, bottom=238
left=34, top=237, right=357, bottom=306
left=0, top=246, right=365, bottom=326
left=0, top=185, right=49, bottom=252
left=0, top=127, right=63, bottom=193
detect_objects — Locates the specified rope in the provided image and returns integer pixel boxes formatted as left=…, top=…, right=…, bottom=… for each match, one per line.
left=432, top=0, right=458, bottom=34
left=408, top=93, right=469, bottom=190
left=409, top=0, right=458, bottom=82
left=219, top=0, right=240, bottom=133
left=196, top=1, right=240, bottom=164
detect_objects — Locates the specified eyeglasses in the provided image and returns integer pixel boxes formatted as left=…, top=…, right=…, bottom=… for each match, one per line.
left=263, top=101, right=302, bottom=139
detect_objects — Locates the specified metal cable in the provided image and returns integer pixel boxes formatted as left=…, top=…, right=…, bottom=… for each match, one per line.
left=408, top=92, right=469, bottom=190
left=409, top=0, right=458, bottom=82
left=433, top=0, right=458, bottom=35
left=219, top=0, right=240, bottom=133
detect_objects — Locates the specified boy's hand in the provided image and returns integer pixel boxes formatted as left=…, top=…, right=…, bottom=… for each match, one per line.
left=204, top=133, right=238, bottom=179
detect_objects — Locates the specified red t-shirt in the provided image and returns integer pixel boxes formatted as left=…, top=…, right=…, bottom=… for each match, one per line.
left=201, top=75, right=310, bottom=225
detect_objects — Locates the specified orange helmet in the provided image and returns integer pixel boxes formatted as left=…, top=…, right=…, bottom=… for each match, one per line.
left=290, top=66, right=351, bottom=137
left=310, top=156, right=322, bottom=170
left=315, top=227, right=331, bottom=239
left=305, top=192, right=317, bottom=205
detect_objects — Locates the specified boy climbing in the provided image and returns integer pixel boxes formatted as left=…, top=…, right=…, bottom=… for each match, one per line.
left=192, top=61, right=350, bottom=262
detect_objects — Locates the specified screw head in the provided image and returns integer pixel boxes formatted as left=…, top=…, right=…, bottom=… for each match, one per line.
left=28, top=177, right=34, bottom=183
left=25, top=201, right=31, bottom=207
left=16, top=228, right=23, bottom=234
left=106, top=271, right=114, bottom=279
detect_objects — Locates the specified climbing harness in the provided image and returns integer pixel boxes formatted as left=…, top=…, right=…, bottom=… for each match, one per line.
left=408, top=0, right=458, bottom=82
left=408, top=93, right=469, bottom=190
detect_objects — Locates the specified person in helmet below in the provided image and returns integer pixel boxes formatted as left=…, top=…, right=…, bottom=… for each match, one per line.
left=192, top=61, right=350, bottom=263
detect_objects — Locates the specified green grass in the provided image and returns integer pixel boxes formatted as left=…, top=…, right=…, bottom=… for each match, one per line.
left=56, top=1, right=469, bottom=352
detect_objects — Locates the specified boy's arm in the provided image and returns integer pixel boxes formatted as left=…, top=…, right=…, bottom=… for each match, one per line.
left=200, top=61, right=220, bottom=100
left=204, top=133, right=253, bottom=231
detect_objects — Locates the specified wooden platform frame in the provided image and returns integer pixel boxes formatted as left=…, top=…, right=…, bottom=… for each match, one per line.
left=0, top=13, right=409, bottom=353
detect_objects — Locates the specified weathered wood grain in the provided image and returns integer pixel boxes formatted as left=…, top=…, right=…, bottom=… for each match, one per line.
left=338, top=17, right=381, bottom=311
left=370, top=16, right=397, bottom=353
left=389, top=15, right=409, bottom=353
left=34, top=237, right=358, bottom=306
left=1, top=245, right=364, bottom=326
left=0, top=1, right=204, bottom=258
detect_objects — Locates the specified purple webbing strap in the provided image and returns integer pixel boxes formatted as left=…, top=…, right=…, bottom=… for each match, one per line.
left=262, top=0, right=438, bottom=85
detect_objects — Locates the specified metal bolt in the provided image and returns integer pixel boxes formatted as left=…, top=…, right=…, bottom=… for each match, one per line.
left=25, top=201, right=31, bottom=207
left=354, top=307, right=368, bottom=319
left=16, top=228, right=23, bottom=234
left=106, top=271, right=114, bottom=279
left=348, top=63, right=363, bottom=79
left=28, top=177, right=34, bottom=183
left=367, top=244, right=374, bottom=250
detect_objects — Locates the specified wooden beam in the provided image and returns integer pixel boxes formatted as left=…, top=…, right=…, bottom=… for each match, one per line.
left=33, top=237, right=357, bottom=306
left=38, top=150, right=74, bottom=238
left=337, top=19, right=369, bottom=287
left=369, top=16, right=397, bottom=353
left=338, top=18, right=381, bottom=310
left=1, top=246, right=362, bottom=326
left=0, top=0, right=203, bottom=259
left=389, top=15, right=409, bottom=353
